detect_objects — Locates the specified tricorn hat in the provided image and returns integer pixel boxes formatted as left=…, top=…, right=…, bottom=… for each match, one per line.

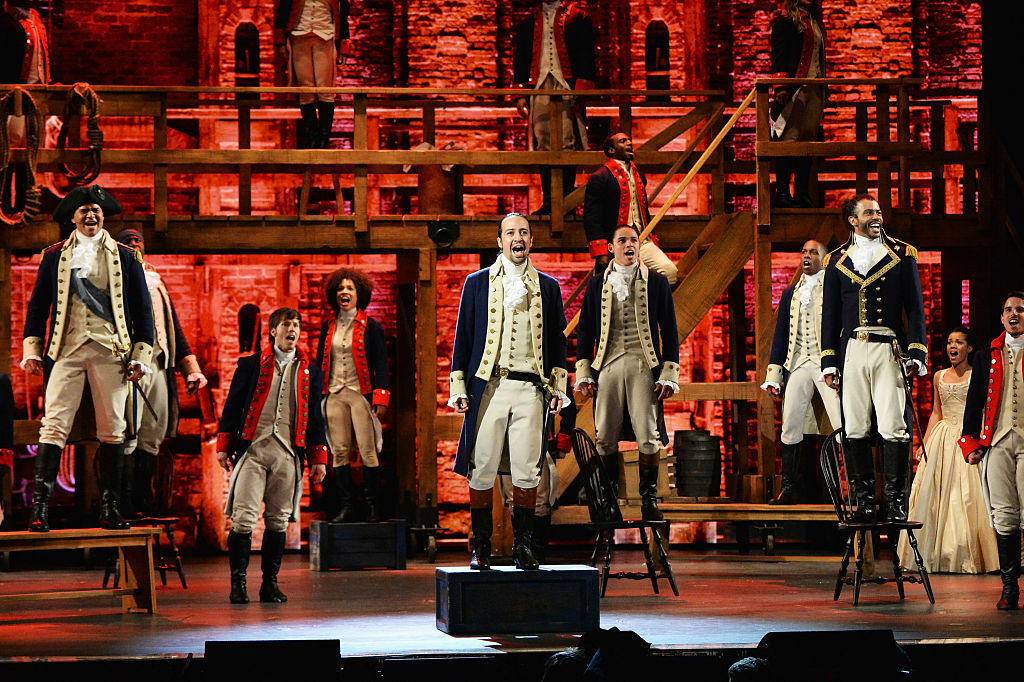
left=52, top=185, right=123, bottom=225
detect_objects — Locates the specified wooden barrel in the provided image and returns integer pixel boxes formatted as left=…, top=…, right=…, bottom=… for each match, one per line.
left=673, top=430, right=722, bottom=497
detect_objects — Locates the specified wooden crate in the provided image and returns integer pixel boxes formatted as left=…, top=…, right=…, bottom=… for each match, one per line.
left=436, top=565, right=600, bottom=635
left=309, top=520, right=406, bottom=571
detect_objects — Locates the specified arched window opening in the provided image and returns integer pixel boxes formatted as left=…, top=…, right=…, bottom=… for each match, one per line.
left=645, top=21, right=670, bottom=101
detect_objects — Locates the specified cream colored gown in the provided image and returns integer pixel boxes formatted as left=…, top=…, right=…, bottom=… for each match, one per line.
left=898, top=368, right=999, bottom=573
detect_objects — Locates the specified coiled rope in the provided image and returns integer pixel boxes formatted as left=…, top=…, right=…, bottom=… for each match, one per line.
left=56, top=82, right=103, bottom=186
left=0, top=88, right=43, bottom=230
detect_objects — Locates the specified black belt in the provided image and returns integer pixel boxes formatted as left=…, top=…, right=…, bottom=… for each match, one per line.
left=492, top=367, right=542, bottom=384
left=848, top=331, right=894, bottom=344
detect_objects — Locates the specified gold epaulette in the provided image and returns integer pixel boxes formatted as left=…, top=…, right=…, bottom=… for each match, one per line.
left=823, top=245, right=843, bottom=267
left=891, top=238, right=918, bottom=260
left=41, top=241, right=64, bottom=257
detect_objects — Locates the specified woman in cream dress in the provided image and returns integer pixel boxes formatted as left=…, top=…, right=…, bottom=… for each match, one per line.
left=898, top=327, right=998, bottom=573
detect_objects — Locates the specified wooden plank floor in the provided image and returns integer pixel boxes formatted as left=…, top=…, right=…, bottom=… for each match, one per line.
left=0, top=548, right=1019, bottom=659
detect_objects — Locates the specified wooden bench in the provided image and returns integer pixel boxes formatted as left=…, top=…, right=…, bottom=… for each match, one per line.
left=0, top=527, right=161, bottom=613
left=553, top=503, right=837, bottom=556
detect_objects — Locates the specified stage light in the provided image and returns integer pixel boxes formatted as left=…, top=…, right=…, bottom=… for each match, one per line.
left=427, top=220, right=459, bottom=249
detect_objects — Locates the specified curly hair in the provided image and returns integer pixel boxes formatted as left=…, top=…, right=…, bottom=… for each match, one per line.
left=841, top=193, right=877, bottom=227
left=325, top=267, right=373, bottom=313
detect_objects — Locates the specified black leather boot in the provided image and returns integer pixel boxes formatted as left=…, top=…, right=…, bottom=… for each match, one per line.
left=996, top=531, right=1021, bottom=610
left=534, top=166, right=552, bottom=215
left=511, top=506, right=540, bottom=570
left=469, top=507, right=492, bottom=570
left=29, top=443, right=63, bottom=532
left=532, top=514, right=552, bottom=564
left=769, top=442, right=801, bottom=505
left=259, top=529, right=288, bottom=603
left=882, top=440, right=910, bottom=523
left=119, top=453, right=140, bottom=520
left=639, top=463, right=664, bottom=521
left=600, top=453, right=620, bottom=500
left=792, top=157, right=815, bottom=207
left=132, top=450, right=157, bottom=517
left=844, top=438, right=876, bottom=523
left=97, top=443, right=129, bottom=529
left=329, top=464, right=356, bottom=523
left=316, top=101, right=335, bottom=148
left=363, top=465, right=381, bottom=522
left=298, top=102, right=319, bottom=149
left=227, top=530, right=252, bottom=604
left=775, top=157, right=796, bottom=207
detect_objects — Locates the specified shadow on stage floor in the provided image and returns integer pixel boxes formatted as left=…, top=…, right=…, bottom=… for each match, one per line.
left=1, top=547, right=1023, bottom=680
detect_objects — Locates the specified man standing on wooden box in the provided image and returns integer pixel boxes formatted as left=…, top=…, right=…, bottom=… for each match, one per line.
left=449, top=213, right=569, bottom=570
left=216, top=308, right=328, bottom=604
left=22, top=185, right=154, bottom=533
left=114, top=229, right=207, bottom=518
left=575, top=224, right=679, bottom=521
left=960, top=293, right=1024, bottom=610
left=513, top=0, right=595, bottom=215
left=761, top=239, right=840, bottom=504
left=821, top=194, right=927, bottom=523
left=315, top=267, right=390, bottom=523
left=583, top=132, right=677, bottom=284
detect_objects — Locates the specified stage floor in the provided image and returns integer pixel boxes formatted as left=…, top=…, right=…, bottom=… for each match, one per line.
left=0, top=548, right=1021, bottom=660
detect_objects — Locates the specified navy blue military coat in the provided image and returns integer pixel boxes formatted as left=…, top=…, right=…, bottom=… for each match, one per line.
left=820, top=231, right=927, bottom=373
left=450, top=262, right=568, bottom=477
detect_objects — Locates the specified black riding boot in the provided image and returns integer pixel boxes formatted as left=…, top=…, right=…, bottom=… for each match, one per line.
left=329, top=464, right=356, bottom=523
left=996, top=531, right=1021, bottom=610
left=132, top=450, right=156, bottom=517
left=298, top=102, right=319, bottom=149
left=792, top=157, right=815, bottom=207
left=770, top=442, right=801, bottom=505
left=469, top=507, right=492, bottom=570
left=97, top=443, right=129, bottom=529
left=363, top=465, right=381, bottom=522
left=532, top=514, right=552, bottom=564
left=844, top=438, right=876, bottom=523
left=511, top=506, right=540, bottom=570
left=639, top=464, right=664, bottom=521
left=316, top=101, right=335, bottom=148
left=228, top=530, right=252, bottom=604
left=775, top=157, right=795, bottom=207
left=29, top=443, right=63, bottom=532
left=600, top=453, right=620, bottom=500
left=535, top=166, right=552, bottom=215
left=882, top=440, right=910, bottom=523
left=119, top=453, right=139, bottom=520
left=259, top=529, right=288, bottom=603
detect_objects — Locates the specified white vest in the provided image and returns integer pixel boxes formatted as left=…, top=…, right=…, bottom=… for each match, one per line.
left=251, top=359, right=298, bottom=456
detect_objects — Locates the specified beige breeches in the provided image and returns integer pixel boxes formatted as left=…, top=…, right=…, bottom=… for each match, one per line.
left=324, top=388, right=379, bottom=467
left=290, top=34, right=337, bottom=104
left=39, top=340, right=129, bottom=446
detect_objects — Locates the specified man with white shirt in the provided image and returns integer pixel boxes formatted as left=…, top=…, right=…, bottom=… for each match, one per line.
left=449, top=213, right=569, bottom=570
left=275, top=0, right=351, bottom=148
left=821, top=194, right=927, bottom=522
left=216, top=308, right=328, bottom=604
left=762, top=240, right=840, bottom=504
left=583, top=133, right=677, bottom=285
left=22, top=185, right=154, bottom=532
left=575, top=225, right=680, bottom=520
left=114, top=229, right=207, bottom=517
left=960, top=293, right=1024, bottom=609
left=513, top=0, right=595, bottom=215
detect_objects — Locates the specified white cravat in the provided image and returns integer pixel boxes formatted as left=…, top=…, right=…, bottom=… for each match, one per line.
left=850, top=233, right=881, bottom=275
left=337, top=308, right=356, bottom=326
left=273, top=346, right=296, bottom=373
left=608, top=261, right=637, bottom=302
left=1007, top=334, right=1024, bottom=353
left=69, top=229, right=104, bottom=279
left=798, top=270, right=822, bottom=309
left=500, top=255, right=529, bottom=310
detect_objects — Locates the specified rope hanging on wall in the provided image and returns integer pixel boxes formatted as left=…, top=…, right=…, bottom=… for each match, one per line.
left=56, top=82, right=104, bottom=186
left=0, top=88, right=43, bottom=230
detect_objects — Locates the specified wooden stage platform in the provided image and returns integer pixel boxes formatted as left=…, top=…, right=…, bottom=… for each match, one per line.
left=1, top=547, right=1023, bottom=679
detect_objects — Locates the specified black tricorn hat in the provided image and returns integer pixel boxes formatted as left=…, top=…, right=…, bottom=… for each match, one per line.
left=52, top=185, right=123, bottom=224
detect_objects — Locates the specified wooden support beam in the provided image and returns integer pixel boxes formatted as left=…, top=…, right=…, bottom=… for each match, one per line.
left=929, top=103, right=945, bottom=214
left=855, top=103, right=869, bottom=194
left=416, top=248, right=438, bottom=509
left=637, top=102, right=715, bottom=151
left=396, top=252, right=420, bottom=519
left=897, top=87, right=911, bottom=209
left=755, top=85, right=771, bottom=229
left=754, top=141, right=921, bottom=157
left=238, top=103, right=252, bottom=216
left=667, top=382, right=760, bottom=402
left=875, top=85, right=893, bottom=214
left=753, top=227, right=775, bottom=498
left=672, top=212, right=755, bottom=341
left=422, top=103, right=436, bottom=146
left=0, top=248, right=10, bottom=373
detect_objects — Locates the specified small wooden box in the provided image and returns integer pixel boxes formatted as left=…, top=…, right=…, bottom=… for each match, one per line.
left=309, top=520, right=406, bottom=571
left=436, top=565, right=600, bottom=635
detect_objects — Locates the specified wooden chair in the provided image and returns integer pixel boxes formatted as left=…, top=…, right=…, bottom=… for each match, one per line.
left=571, top=428, right=678, bottom=597
left=819, top=430, right=934, bottom=605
